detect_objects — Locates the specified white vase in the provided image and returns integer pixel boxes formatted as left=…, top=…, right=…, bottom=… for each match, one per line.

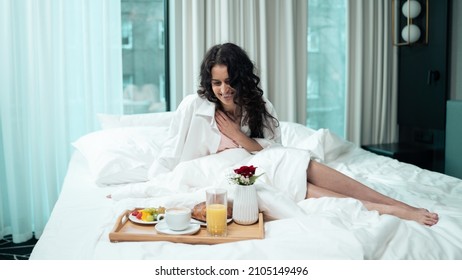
left=232, top=184, right=259, bottom=225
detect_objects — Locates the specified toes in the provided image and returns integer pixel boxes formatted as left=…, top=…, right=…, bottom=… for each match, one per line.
left=422, top=209, right=439, bottom=221
left=424, top=216, right=439, bottom=226
left=427, top=212, right=439, bottom=220
left=418, top=209, right=439, bottom=226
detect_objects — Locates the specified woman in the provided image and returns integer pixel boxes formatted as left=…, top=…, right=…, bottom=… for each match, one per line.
left=150, top=43, right=439, bottom=226
left=147, top=43, right=280, bottom=178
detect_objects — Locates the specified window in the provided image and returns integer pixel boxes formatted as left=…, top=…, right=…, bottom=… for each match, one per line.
left=306, top=0, right=347, bottom=138
left=121, top=0, right=168, bottom=114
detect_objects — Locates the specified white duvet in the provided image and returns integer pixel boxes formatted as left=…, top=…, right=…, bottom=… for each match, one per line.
left=30, top=122, right=462, bottom=260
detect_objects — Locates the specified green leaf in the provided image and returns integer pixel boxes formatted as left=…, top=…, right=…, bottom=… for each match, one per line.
left=249, top=173, right=264, bottom=185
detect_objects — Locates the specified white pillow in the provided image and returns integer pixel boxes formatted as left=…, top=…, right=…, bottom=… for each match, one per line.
left=72, top=126, right=168, bottom=186
left=280, top=122, right=353, bottom=162
left=280, top=121, right=317, bottom=147
left=281, top=122, right=322, bottom=157
left=97, top=111, right=174, bottom=129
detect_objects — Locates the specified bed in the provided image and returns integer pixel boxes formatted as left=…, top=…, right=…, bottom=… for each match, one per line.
left=30, top=112, right=462, bottom=260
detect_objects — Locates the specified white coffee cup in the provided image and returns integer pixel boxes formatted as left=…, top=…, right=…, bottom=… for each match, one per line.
left=157, top=207, right=191, bottom=231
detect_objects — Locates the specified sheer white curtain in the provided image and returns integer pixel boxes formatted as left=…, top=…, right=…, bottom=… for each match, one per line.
left=0, top=0, right=122, bottom=243
left=346, top=0, right=398, bottom=145
left=169, top=0, right=307, bottom=123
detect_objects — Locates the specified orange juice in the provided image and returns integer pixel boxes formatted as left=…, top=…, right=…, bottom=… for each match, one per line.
left=206, top=203, right=227, bottom=236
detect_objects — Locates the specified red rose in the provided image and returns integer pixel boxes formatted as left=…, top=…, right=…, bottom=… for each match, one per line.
left=234, top=165, right=257, bottom=178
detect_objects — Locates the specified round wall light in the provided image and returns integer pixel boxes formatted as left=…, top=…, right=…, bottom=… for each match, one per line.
left=402, top=0, right=422, bottom=19
left=401, top=24, right=421, bottom=43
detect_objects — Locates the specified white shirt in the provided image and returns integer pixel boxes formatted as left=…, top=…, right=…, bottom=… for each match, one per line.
left=148, top=94, right=281, bottom=178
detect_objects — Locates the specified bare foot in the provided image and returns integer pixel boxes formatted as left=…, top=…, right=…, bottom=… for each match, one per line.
left=363, top=202, right=439, bottom=226
left=391, top=206, right=439, bottom=226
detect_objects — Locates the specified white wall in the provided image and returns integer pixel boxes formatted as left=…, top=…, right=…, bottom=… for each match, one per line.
left=450, top=0, right=462, bottom=100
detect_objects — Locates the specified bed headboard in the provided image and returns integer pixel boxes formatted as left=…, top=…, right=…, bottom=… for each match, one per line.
left=445, top=100, right=462, bottom=179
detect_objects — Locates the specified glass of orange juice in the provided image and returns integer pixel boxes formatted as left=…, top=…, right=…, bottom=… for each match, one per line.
left=206, top=188, right=227, bottom=237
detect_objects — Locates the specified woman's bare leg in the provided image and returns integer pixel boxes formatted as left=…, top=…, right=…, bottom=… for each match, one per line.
left=306, top=162, right=439, bottom=226
left=308, top=161, right=414, bottom=208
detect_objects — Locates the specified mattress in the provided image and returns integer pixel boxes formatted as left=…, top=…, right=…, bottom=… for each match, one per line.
left=30, top=117, right=462, bottom=260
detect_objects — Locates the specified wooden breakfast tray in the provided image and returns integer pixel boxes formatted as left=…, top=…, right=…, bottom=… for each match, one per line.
left=109, top=209, right=264, bottom=245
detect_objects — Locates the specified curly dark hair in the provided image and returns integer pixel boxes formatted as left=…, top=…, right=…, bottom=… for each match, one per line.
left=197, top=43, right=279, bottom=138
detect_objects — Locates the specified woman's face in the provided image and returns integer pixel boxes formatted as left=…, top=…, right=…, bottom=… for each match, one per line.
left=211, top=64, right=236, bottom=111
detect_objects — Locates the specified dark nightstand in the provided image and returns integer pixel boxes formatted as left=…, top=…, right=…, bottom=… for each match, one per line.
left=361, top=143, right=433, bottom=170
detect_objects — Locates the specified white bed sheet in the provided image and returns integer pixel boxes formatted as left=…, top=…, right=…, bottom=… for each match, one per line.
left=30, top=123, right=462, bottom=260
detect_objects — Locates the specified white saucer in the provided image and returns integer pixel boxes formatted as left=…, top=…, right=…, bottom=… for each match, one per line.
left=155, top=222, right=200, bottom=235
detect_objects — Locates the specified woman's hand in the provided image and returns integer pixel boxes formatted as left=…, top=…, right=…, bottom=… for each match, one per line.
left=215, top=110, right=241, bottom=140
left=215, top=110, right=263, bottom=152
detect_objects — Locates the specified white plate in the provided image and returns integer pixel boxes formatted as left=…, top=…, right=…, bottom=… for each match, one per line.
left=155, top=222, right=201, bottom=235
left=191, top=218, right=233, bottom=227
left=128, top=214, right=161, bottom=225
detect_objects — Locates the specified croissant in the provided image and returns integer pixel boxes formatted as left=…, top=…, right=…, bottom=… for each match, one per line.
left=191, top=201, right=233, bottom=222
